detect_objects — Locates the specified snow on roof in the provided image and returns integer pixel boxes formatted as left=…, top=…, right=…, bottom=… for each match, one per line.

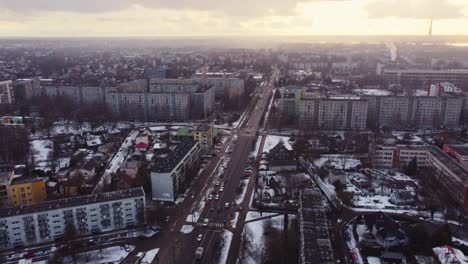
left=148, top=126, right=167, bottom=132
left=432, top=246, right=467, bottom=264
left=153, top=143, right=167, bottom=149
left=354, top=88, right=391, bottom=96
left=263, top=135, right=292, bottom=153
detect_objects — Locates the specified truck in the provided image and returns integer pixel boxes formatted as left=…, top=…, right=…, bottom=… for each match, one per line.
left=195, top=247, right=204, bottom=260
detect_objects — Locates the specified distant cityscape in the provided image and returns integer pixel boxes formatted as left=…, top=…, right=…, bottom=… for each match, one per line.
left=0, top=38, right=467, bottom=264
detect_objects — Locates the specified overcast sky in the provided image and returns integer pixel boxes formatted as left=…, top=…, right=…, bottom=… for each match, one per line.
left=0, top=0, right=467, bottom=37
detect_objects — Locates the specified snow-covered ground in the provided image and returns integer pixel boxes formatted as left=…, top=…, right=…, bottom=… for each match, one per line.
left=93, top=130, right=139, bottom=193
left=262, top=88, right=276, bottom=130
left=262, top=135, right=292, bottom=153
left=141, top=248, right=160, bottom=264
left=231, top=212, right=239, bottom=229
left=452, top=237, right=468, bottom=247
left=235, top=179, right=250, bottom=205
left=180, top=225, right=194, bottom=234
left=245, top=211, right=276, bottom=222
left=240, top=214, right=296, bottom=264
left=345, top=225, right=364, bottom=264
left=367, top=256, right=381, bottom=264
left=218, top=230, right=233, bottom=264
left=70, top=245, right=134, bottom=264
left=313, top=155, right=361, bottom=170
left=352, top=194, right=395, bottom=209
left=251, top=136, right=263, bottom=157
left=30, top=139, right=53, bottom=171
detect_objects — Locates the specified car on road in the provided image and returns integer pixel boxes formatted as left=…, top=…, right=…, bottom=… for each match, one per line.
left=215, top=194, right=219, bottom=200
left=165, top=216, right=170, bottom=222
left=219, top=187, right=224, bottom=192
left=202, top=219, right=209, bottom=227
left=197, top=234, right=203, bottom=242
left=208, top=194, right=213, bottom=200
left=215, top=181, right=220, bottom=186
left=23, top=252, right=35, bottom=259
left=224, top=202, right=230, bottom=208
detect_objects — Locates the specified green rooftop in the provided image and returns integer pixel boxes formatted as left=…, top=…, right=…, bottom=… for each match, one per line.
left=176, top=127, right=193, bottom=137
left=176, top=127, right=220, bottom=138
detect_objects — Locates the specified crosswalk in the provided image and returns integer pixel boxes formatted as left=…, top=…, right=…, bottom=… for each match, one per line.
left=194, top=222, right=225, bottom=228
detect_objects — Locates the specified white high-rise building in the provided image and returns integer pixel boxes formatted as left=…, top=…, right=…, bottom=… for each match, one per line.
left=0, top=188, right=146, bottom=249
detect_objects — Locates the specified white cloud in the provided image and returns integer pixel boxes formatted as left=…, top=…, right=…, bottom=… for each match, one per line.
left=366, top=0, right=464, bottom=19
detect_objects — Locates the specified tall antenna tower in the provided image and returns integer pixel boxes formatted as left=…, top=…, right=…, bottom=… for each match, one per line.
left=428, top=17, right=433, bottom=36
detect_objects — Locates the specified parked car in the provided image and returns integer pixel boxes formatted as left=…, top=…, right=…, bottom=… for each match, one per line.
left=224, top=202, right=230, bottom=208
left=215, top=194, right=219, bottom=200
left=23, top=252, right=35, bottom=259
left=208, top=194, right=213, bottom=200
left=197, top=234, right=203, bottom=242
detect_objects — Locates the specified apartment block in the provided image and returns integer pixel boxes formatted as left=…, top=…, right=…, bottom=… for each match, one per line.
left=193, top=125, right=213, bottom=153
left=151, top=140, right=200, bottom=202
left=0, top=81, right=15, bottom=105
left=298, top=98, right=368, bottom=130
left=383, top=69, right=468, bottom=87
left=0, top=188, right=145, bottom=249
left=366, top=96, right=462, bottom=129
left=14, top=79, right=40, bottom=101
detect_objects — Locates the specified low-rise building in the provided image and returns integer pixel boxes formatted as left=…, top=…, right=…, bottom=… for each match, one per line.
left=8, top=178, right=47, bottom=207
left=0, top=188, right=145, bottom=249
left=443, top=144, right=468, bottom=171
left=298, top=188, right=335, bottom=264
left=370, top=144, right=468, bottom=207
left=0, top=169, right=13, bottom=208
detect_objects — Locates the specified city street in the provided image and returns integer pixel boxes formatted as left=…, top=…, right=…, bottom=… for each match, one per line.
left=146, top=69, right=278, bottom=264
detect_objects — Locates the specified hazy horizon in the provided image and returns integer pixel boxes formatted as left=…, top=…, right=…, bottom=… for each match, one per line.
left=0, top=0, right=467, bottom=37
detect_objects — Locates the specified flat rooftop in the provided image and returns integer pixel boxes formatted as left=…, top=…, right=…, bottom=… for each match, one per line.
left=152, top=140, right=197, bottom=173
left=299, top=188, right=335, bottom=264
left=0, top=187, right=145, bottom=218
left=10, top=177, right=44, bottom=185
left=446, top=144, right=468, bottom=156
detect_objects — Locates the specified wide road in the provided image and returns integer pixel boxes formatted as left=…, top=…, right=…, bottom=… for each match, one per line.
left=183, top=69, right=279, bottom=264
left=147, top=68, right=278, bottom=264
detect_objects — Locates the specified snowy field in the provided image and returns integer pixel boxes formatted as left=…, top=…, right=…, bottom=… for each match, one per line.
left=240, top=214, right=296, bottom=264
left=235, top=179, right=250, bottom=205
left=262, top=135, right=292, bottom=153
left=69, top=245, right=134, bottom=264
left=218, top=230, right=233, bottom=264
